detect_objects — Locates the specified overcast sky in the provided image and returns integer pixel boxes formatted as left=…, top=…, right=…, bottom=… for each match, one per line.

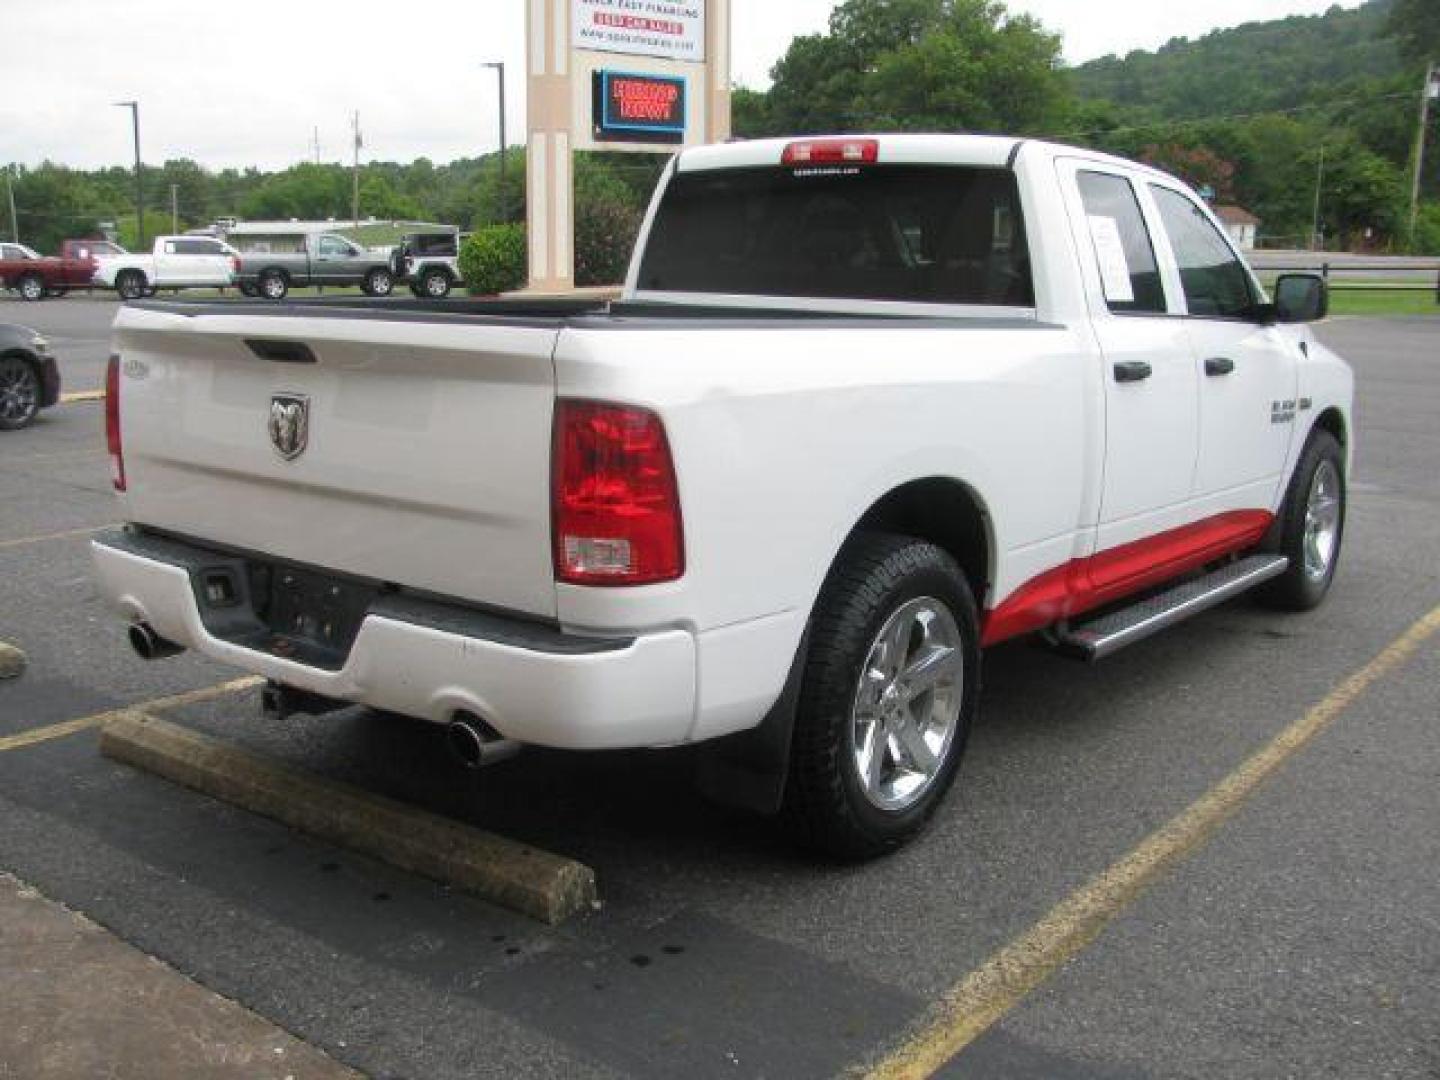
left=2, top=0, right=1366, bottom=171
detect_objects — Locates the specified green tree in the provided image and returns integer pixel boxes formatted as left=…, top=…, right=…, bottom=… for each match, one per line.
left=1387, top=0, right=1440, bottom=64
left=1139, top=144, right=1238, bottom=201
left=238, top=164, right=349, bottom=220
left=358, top=174, right=425, bottom=220
left=8, top=163, right=107, bottom=254
left=759, top=0, right=1065, bottom=135
left=732, top=86, right=773, bottom=138
left=1316, top=135, right=1406, bottom=246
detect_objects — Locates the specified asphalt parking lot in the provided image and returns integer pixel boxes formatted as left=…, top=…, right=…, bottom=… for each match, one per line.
left=1, top=298, right=1438, bottom=1079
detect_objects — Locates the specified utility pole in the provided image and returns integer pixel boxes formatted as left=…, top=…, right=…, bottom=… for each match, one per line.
left=1408, top=62, right=1439, bottom=243
left=170, top=183, right=178, bottom=234
left=1310, top=145, right=1326, bottom=252
left=313, top=126, right=321, bottom=166
left=5, top=167, right=17, bottom=244
left=351, top=111, right=362, bottom=228
left=113, top=101, right=143, bottom=248
left=483, top=62, right=508, bottom=220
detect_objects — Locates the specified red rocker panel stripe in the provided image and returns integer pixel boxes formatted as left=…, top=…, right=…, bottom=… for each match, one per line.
left=981, top=510, right=1274, bottom=647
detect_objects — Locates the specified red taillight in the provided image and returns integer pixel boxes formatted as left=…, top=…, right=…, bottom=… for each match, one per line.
left=552, top=400, right=683, bottom=587
left=782, top=138, right=879, bottom=166
left=230, top=255, right=241, bottom=274
left=105, top=354, right=125, bottom=491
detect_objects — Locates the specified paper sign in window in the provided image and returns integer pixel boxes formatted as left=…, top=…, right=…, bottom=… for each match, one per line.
left=1088, top=215, right=1135, bottom=304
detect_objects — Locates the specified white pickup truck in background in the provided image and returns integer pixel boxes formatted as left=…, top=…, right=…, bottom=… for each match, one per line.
left=92, top=134, right=1352, bottom=857
left=93, top=234, right=240, bottom=299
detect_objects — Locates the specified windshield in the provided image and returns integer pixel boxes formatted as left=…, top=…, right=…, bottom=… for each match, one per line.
left=637, top=164, right=1033, bottom=308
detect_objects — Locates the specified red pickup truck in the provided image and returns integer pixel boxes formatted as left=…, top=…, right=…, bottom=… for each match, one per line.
left=0, top=240, right=112, bottom=300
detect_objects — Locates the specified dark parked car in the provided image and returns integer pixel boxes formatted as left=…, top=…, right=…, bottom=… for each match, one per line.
left=0, top=323, right=61, bottom=429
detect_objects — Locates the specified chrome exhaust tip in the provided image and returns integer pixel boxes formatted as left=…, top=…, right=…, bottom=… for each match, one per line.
left=128, top=622, right=184, bottom=661
left=447, top=712, right=521, bottom=769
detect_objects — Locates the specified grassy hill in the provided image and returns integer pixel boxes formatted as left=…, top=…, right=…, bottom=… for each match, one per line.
left=1063, top=0, right=1436, bottom=249
left=1070, top=2, right=1403, bottom=123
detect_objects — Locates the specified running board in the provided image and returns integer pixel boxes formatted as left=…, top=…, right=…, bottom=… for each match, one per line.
left=1054, top=555, right=1289, bottom=661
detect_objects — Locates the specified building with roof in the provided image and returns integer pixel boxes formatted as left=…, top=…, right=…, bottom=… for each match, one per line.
left=1214, top=205, right=1260, bottom=250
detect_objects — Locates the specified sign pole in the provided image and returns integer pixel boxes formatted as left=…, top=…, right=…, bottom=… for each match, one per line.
left=526, top=0, right=575, bottom=291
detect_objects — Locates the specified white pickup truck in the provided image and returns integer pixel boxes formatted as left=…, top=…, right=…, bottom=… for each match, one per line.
left=92, top=134, right=1352, bottom=857
left=93, top=235, right=240, bottom=299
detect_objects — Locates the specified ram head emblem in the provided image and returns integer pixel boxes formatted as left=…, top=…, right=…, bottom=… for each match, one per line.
left=268, top=394, right=310, bottom=461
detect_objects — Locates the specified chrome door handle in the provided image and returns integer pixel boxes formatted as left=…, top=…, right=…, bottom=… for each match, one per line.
left=1113, top=361, right=1153, bottom=383
left=1205, top=357, right=1236, bottom=377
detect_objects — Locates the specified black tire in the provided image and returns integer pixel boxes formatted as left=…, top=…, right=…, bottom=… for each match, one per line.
left=238, top=281, right=259, bottom=298
left=420, top=268, right=452, bottom=299
left=782, top=532, right=980, bottom=859
left=1255, top=429, right=1346, bottom=611
left=259, top=270, right=289, bottom=301
left=0, top=353, right=42, bottom=430
left=115, top=270, right=146, bottom=301
left=362, top=268, right=394, bottom=297
left=17, top=273, right=45, bottom=302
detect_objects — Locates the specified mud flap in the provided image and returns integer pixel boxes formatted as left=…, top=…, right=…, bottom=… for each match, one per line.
left=694, top=624, right=811, bottom=816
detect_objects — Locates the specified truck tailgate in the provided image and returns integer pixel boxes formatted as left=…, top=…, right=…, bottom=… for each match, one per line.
left=112, top=305, right=561, bottom=619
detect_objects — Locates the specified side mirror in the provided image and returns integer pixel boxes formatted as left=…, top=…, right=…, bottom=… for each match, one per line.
left=1273, top=273, right=1328, bottom=323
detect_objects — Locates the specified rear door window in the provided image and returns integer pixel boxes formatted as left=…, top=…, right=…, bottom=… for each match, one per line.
left=637, top=165, right=1034, bottom=307
left=1075, top=171, right=1166, bottom=315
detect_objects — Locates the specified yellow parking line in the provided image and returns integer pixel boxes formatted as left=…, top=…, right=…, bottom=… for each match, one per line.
left=60, top=390, right=106, bottom=404
left=0, top=525, right=113, bottom=551
left=866, top=602, right=1440, bottom=1080
left=0, top=677, right=263, bottom=755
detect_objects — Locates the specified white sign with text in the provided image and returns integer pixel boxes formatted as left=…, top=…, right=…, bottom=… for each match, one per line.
left=572, top=0, right=706, bottom=63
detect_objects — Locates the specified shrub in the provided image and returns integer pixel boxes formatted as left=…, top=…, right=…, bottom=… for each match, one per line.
left=459, top=224, right=527, bottom=295
left=1410, top=202, right=1440, bottom=256
left=575, top=196, right=644, bottom=287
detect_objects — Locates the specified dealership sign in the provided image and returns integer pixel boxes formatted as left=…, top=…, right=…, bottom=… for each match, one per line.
left=528, top=0, right=729, bottom=290
left=593, top=71, right=686, bottom=144
left=572, top=0, right=706, bottom=63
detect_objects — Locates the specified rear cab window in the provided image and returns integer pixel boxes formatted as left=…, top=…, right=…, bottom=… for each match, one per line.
left=636, top=163, right=1034, bottom=310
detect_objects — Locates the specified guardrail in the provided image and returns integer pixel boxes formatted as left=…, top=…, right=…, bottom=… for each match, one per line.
left=1259, top=262, right=1440, bottom=304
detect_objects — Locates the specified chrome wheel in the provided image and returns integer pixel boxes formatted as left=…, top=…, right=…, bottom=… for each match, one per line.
left=423, top=271, right=450, bottom=298
left=19, top=275, right=44, bottom=301
left=260, top=273, right=287, bottom=300
left=0, top=355, right=40, bottom=428
left=849, top=596, right=963, bottom=812
left=1302, top=459, right=1342, bottom=581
